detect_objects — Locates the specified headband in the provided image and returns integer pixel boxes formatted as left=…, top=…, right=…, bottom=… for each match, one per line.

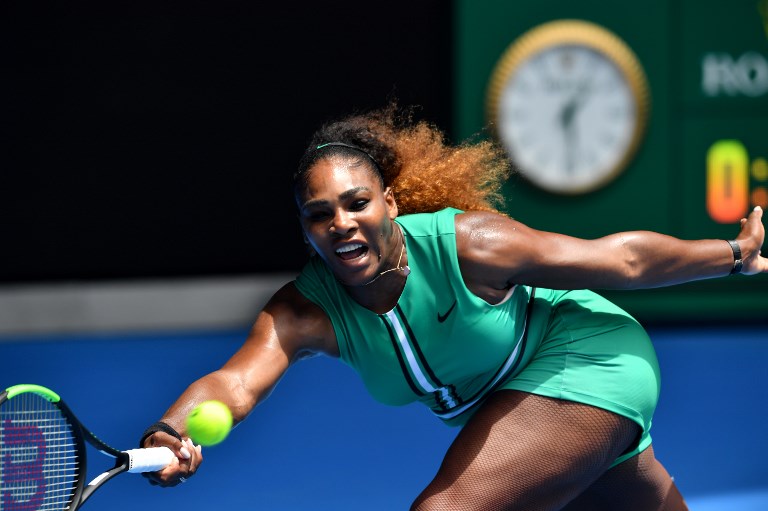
left=315, top=142, right=381, bottom=173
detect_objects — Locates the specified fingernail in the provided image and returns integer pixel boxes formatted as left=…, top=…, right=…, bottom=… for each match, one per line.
left=180, top=446, right=191, bottom=459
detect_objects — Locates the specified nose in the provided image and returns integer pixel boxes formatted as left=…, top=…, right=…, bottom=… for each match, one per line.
left=330, top=209, right=357, bottom=237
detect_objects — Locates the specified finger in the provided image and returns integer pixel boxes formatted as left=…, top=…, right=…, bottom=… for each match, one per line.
left=143, top=456, right=180, bottom=487
left=159, top=457, right=190, bottom=487
left=145, top=430, right=192, bottom=465
left=746, top=206, right=763, bottom=225
left=179, top=441, right=191, bottom=460
left=149, top=438, right=202, bottom=487
left=158, top=455, right=181, bottom=476
left=185, top=438, right=204, bottom=469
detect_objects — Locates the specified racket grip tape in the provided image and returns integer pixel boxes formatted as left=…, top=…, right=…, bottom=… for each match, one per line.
left=124, top=446, right=175, bottom=473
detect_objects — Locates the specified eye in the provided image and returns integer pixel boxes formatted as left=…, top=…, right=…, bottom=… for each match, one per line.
left=350, top=199, right=369, bottom=211
left=304, top=209, right=330, bottom=222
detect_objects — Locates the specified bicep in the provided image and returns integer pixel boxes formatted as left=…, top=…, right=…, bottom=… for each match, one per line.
left=217, top=283, right=338, bottom=409
left=455, top=212, right=637, bottom=290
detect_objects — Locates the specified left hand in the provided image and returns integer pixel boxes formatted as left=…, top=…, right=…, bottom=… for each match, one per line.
left=735, top=206, right=767, bottom=275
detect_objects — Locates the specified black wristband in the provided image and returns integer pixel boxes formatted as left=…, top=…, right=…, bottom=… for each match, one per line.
left=139, top=421, right=182, bottom=448
left=727, top=240, right=743, bottom=275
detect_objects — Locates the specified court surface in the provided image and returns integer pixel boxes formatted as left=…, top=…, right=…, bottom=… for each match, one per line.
left=0, top=325, right=766, bottom=510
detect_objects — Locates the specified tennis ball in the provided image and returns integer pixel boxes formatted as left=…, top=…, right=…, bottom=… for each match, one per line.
left=186, top=400, right=232, bottom=446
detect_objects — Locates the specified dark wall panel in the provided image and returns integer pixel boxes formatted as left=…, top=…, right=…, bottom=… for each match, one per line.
left=0, top=2, right=452, bottom=282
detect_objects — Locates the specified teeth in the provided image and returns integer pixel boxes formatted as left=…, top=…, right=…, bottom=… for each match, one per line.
left=336, top=243, right=364, bottom=254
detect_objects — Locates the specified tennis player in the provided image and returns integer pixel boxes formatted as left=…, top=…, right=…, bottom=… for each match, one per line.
left=141, top=105, right=767, bottom=510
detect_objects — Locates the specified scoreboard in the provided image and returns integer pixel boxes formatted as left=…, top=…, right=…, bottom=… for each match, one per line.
left=455, top=0, right=768, bottom=323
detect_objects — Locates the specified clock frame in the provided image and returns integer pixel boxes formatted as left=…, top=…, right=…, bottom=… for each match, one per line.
left=486, top=20, right=651, bottom=194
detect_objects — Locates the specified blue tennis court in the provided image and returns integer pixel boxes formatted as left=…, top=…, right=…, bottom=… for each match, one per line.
left=1, top=324, right=766, bottom=510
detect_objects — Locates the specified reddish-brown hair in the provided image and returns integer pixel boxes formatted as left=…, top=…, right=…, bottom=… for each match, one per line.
left=295, top=104, right=511, bottom=214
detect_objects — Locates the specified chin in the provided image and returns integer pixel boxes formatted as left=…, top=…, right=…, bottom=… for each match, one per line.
left=334, top=265, right=377, bottom=286
left=338, top=273, right=372, bottom=287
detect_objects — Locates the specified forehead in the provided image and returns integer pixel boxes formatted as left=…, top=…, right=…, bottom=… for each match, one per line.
left=300, top=156, right=383, bottom=200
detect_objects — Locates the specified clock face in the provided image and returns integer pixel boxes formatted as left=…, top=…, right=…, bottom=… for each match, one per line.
left=487, top=21, right=649, bottom=195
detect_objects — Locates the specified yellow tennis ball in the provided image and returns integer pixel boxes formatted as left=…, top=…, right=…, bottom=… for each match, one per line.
left=186, top=400, right=232, bottom=446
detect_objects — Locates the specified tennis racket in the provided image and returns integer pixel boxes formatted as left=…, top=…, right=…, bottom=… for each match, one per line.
left=0, top=384, right=175, bottom=510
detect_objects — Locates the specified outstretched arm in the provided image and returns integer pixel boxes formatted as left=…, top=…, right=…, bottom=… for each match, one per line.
left=456, top=206, right=766, bottom=294
left=141, top=282, right=337, bottom=486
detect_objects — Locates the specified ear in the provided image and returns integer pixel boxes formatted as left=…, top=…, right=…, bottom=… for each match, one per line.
left=384, top=187, right=399, bottom=220
left=296, top=214, right=308, bottom=243
left=301, top=232, right=317, bottom=257
left=298, top=216, right=316, bottom=256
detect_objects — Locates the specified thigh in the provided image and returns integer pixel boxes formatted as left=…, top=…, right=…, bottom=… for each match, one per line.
left=562, top=446, right=688, bottom=511
left=502, top=289, right=660, bottom=464
left=411, top=390, right=640, bottom=511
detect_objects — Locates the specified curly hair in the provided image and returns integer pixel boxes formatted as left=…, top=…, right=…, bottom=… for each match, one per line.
left=294, top=104, right=511, bottom=214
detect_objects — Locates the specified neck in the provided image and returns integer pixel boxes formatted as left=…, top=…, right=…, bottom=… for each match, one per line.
left=341, top=226, right=409, bottom=313
left=363, top=234, right=410, bottom=286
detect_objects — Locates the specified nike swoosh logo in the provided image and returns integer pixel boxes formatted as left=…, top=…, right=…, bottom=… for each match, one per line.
left=437, top=300, right=457, bottom=323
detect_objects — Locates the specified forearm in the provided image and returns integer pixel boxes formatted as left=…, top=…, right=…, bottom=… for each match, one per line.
left=605, top=232, right=737, bottom=289
left=157, top=369, right=264, bottom=435
left=149, top=285, right=336, bottom=440
left=600, top=206, right=765, bottom=288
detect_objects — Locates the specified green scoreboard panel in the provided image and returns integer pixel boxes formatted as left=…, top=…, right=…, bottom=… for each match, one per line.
left=455, top=0, right=768, bottom=323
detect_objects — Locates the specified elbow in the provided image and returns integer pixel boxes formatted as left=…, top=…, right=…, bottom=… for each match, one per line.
left=219, top=372, right=259, bottom=424
left=615, top=236, right=645, bottom=289
left=620, top=261, right=644, bottom=289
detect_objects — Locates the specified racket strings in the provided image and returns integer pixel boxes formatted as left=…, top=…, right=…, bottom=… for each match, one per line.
left=1, top=392, right=81, bottom=510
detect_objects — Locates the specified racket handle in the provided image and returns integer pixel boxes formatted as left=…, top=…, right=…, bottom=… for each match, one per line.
left=124, top=446, right=175, bottom=473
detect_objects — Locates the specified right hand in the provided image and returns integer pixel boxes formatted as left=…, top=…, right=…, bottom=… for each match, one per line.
left=142, top=431, right=203, bottom=487
left=735, top=206, right=767, bottom=275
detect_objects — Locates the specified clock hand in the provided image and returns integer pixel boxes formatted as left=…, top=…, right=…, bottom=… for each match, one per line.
left=559, top=82, right=592, bottom=174
left=560, top=93, right=581, bottom=174
left=564, top=116, right=578, bottom=174
left=559, top=95, right=578, bottom=130
left=560, top=81, right=592, bottom=128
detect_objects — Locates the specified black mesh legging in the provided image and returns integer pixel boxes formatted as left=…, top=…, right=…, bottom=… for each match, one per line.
left=411, top=390, right=687, bottom=511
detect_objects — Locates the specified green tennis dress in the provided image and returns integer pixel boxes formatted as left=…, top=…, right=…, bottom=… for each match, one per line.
left=294, top=207, right=660, bottom=466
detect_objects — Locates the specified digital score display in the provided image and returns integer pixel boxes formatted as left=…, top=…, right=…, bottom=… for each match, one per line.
left=706, top=140, right=768, bottom=224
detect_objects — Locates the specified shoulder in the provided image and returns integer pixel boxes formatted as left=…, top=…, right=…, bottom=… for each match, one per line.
left=262, top=282, right=338, bottom=357
left=454, top=209, right=511, bottom=226
left=454, top=210, right=519, bottom=246
left=453, top=210, right=533, bottom=293
left=268, top=281, right=325, bottom=317
left=396, top=207, right=463, bottom=235
left=398, top=209, right=521, bottom=265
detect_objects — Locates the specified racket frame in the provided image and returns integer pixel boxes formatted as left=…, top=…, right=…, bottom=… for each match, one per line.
left=1, top=384, right=145, bottom=510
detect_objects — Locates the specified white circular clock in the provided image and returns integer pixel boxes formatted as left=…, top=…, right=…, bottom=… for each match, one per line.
left=487, top=20, right=650, bottom=195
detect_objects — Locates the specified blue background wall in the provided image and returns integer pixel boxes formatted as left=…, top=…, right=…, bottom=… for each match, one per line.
left=1, top=325, right=767, bottom=510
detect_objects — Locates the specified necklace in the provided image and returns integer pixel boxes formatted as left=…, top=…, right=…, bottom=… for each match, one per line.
left=363, top=229, right=410, bottom=286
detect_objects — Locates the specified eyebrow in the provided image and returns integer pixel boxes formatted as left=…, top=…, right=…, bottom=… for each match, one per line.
left=300, top=186, right=372, bottom=211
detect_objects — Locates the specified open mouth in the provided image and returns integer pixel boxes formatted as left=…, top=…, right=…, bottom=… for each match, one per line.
left=335, top=243, right=369, bottom=261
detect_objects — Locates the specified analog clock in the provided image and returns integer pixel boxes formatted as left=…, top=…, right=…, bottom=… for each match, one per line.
left=487, top=20, right=650, bottom=195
